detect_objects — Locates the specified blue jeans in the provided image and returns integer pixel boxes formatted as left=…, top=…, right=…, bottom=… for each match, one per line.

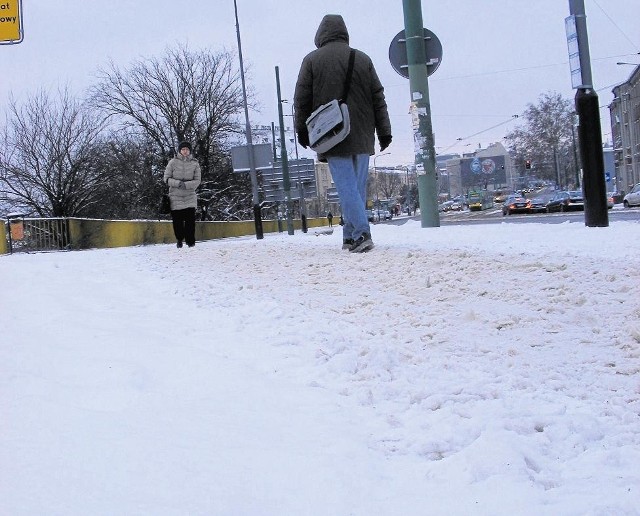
left=327, top=154, right=371, bottom=241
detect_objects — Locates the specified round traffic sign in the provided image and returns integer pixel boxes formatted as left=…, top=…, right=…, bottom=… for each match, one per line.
left=388, top=28, right=443, bottom=79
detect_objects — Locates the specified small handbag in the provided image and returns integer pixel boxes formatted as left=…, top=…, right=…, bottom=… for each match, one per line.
left=159, top=193, right=171, bottom=214
left=306, top=49, right=356, bottom=154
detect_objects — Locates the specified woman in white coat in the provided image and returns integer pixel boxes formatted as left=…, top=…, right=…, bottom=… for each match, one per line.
left=163, top=141, right=201, bottom=248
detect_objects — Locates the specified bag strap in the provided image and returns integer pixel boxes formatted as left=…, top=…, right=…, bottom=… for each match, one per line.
left=341, top=49, right=356, bottom=102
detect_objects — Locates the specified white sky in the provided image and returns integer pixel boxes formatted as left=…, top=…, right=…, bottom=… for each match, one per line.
left=1, top=1, right=639, bottom=167
left=1, top=217, right=639, bottom=514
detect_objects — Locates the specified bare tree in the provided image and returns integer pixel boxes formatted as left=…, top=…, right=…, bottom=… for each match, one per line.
left=0, top=88, right=108, bottom=217
left=90, top=44, right=246, bottom=159
left=505, top=92, right=577, bottom=185
left=79, top=132, right=166, bottom=219
left=378, top=170, right=402, bottom=201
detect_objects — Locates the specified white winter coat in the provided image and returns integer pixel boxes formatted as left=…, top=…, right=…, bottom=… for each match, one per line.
left=163, top=155, right=201, bottom=210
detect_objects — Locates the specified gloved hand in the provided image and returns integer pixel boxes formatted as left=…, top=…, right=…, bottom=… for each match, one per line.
left=379, top=134, right=392, bottom=152
left=297, top=129, right=310, bottom=149
left=178, top=181, right=186, bottom=189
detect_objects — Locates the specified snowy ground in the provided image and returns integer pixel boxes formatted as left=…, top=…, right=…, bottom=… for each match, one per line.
left=1, top=218, right=640, bottom=516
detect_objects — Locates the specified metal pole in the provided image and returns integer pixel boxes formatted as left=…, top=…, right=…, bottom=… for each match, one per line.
left=233, top=0, right=263, bottom=238
left=554, top=147, right=561, bottom=189
left=275, top=66, right=294, bottom=235
left=373, top=152, right=390, bottom=210
left=569, top=0, right=608, bottom=227
left=271, top=122, right=277, bottom=162
left=402, top=0, right=440, bottom=227
left=287, top=103, right=306, bottom=232
left=571, top=123, right=580, bottom=188
left=291, top=103, right=300, bottom=160
left=300, top=179, right=308, bottom=233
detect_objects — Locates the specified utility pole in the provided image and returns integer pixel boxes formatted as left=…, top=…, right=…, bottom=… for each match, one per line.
left=233, top=0, right=263, bottom=238
left=567, top=0, right=608, bottom=227
left=402, top=0, right=440, bottom=228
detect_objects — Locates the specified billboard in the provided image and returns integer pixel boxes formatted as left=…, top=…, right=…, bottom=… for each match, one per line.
left=261, top=158, right=317, bottom=202
left=460, top=155, right=507, bottom=189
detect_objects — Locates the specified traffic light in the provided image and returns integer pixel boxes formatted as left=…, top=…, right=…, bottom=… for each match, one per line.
left=524, top=159, right=532, bottom=170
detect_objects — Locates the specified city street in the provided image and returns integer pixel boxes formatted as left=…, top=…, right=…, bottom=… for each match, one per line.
left=388, top=205, right=639, bottom=227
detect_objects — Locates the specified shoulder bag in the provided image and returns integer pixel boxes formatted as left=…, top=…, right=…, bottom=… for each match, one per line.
left=306, top=49, right=356, bottom=154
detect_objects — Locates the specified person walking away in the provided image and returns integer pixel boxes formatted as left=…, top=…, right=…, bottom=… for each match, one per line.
left=327, top=211, right=333, bottom=227
left=164, top=141, right=201, bottom=248
left=294, top=14, right=391, bottom=253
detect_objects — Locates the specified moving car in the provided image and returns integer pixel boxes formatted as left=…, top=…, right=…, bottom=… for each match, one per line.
left=493, top=190, right=509, bottom=203
left=502, top=194, right=530, bottom=215
left=546, top=190, right=584, bottom=212
left=623, top=183, right=640, bottom=208
left=528, top=196, right=548, bottom=213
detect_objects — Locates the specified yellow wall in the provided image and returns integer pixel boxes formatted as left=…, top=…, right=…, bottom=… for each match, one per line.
left=65, top=217, right=327, bottom=250
left=0, top=222, right=7, bottom=254
left=1, top=217, right=329, bottom=254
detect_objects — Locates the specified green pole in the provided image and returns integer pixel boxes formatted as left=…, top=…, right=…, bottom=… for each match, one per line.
left=402, top=0, right=440, bottom=227
left=275, top=66, right=295, bottom=235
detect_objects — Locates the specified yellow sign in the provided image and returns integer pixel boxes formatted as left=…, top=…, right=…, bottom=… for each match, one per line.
left=0, top=0, right=22, bottom=44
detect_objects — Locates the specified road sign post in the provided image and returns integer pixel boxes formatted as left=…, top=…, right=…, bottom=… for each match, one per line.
left=0, top=0, right=23, bottom=44
left=397, top=0, right=441, bottom=228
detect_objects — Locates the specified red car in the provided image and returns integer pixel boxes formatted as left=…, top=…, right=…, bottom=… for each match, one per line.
left=502, top=194, right=530, bottom=215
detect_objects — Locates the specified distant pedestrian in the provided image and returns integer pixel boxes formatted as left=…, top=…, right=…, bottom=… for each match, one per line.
left=327, top=211, right=333, bottom=227
left=294, top=14, right=391, bottom=253
left=164, top=141, right=201, bottom=248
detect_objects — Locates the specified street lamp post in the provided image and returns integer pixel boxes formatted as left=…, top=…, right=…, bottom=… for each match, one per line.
left=275, top=67, right=294, bottom=236
left=373, top=152, right=390, bottom=216
left=233, top=0, right=263, bottom=239
left=282, top=100, right=307, bottom=232
left=281, top=100, right=300, bottom=160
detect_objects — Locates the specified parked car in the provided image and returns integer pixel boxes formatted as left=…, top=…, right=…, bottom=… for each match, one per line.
left=607, top=193, right=615, bottom=209
left=438, top=200, right=463, bottom=212
left=376, top=209, right=392, bottom=220
left=448, top=200, right=463, bottom=211
left=438, top=200, right=453, bottom=212
left=546, top=190, right=584, bottom=212
left=623, top=183, right=640, bottom=208
left=502, top=194, right=530, bottom=215
left=366, top=209, right=375, bottom=222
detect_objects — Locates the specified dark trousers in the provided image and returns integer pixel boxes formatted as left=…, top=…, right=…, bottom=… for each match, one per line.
left=171, top=207, right=196, bottom=246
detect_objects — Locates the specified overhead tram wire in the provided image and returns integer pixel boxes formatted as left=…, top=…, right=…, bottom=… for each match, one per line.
left=439, top=115, right=519, bottom=153
left=591, top=0, right=640, bottom=52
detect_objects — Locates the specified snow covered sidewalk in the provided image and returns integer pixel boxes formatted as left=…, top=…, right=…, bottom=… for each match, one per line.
left=1, top=220, right=639, bottom=515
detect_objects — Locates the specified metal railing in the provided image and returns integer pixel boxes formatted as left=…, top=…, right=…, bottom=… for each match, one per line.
left=7, top=217, right=71, bottom=253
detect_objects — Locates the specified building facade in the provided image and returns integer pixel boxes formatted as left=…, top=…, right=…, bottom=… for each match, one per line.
left=609, top=65, right=640, bottom=195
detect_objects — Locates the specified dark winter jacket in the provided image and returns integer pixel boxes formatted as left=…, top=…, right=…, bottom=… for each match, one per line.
left=294, top=14, right=391, bottom=161
left=163, top=154, right=201, bottom=210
